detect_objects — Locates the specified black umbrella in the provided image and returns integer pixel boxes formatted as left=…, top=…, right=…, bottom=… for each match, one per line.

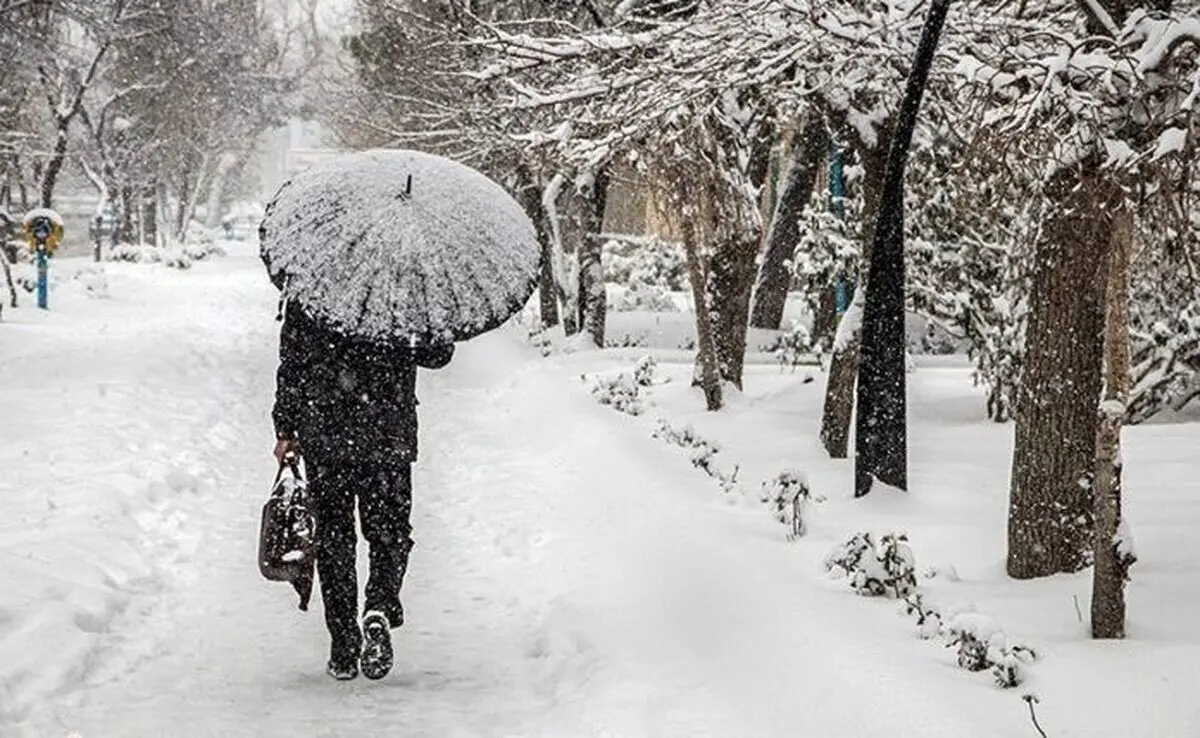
left=260, top=149, right=539, bottom=344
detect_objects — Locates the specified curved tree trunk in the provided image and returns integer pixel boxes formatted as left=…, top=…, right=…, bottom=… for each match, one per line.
left=515, top=164, right=560, bottom=329
left=1008, top=163, right=1116, bottom=579
left=819, top=136, right=887, bottom=458
left=749, top=109, right=829, bottom=330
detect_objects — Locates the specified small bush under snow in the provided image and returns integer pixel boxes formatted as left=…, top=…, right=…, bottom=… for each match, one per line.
left=902, top=595, right=1036, bottom=688
left=588, top=356, right=658, bottom=416
left=653, top=419, right=740, bottom=494
left=824, top=532, right=917, bottom=597
left=760, top=470, right=823, bottom=538
left=762, top=322, right=818, bottom=371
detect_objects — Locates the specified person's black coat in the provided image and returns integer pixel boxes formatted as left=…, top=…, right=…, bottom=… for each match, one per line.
left=273, top=301, right=453, bottom=463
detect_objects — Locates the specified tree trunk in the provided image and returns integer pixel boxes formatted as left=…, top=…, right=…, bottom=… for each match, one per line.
left=119, top=185, right=136, bottom=244
left=141, top=184, right=157, bottom=247
left=750, top=109, right=829, bottom=330
left=708, top=116, right=776, bottom=389
left=853, top=0, right=949, bottom=495
left=39, top=120, right=70, bottom=208
left=516, top=165, right=560, bottom=329
left=1008, top=163, right=1115, bottom=579
left=709, top=233, right=760, bottom=389
left=1091, top=203, right=1135, bottom=638
left=819, top=137, right=888, bottom=458
left=682, top=215, right=723, bottom=411
left=578, top=167, right=609, bottom=347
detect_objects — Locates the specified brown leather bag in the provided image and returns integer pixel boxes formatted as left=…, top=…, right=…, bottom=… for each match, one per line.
left=258, top=454, right=316, bottom=610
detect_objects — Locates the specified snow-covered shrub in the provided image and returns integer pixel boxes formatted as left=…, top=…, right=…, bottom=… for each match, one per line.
left=602, top=235, right=686, bottom=291
left=902, top=594, right=1036, bottom=688
left=824, top=532, right=917, bottom=597
left=588, top=372, right=645, bottom=416
left=653, top=419, right=739, bottom=493
left=605, top=332, right=648, bottom=348
left=182, top=240, right=226, bottom=261
left=760, top=470, right=822, bottom=538
left=903, top=593, right=944, bottom=640
left=614, top=279, right=679, bottom=312
left=588, top=357, right=659, bottom=416
left=527, top=327, right=553, bottom=357
left=106, top=244, right=193, bottom=269
left=942, top=612, right=1037, bottom=688
left=633, top=355, right=657, bottom=387
left=761, top=322, right=816, bottom=370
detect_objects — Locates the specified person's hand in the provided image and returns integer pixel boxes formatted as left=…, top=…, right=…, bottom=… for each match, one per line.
left=274, top=438, right=300, bottom=464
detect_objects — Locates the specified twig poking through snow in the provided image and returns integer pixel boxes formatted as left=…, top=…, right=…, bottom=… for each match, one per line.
left=1023, top=694, right=1049, bottom=738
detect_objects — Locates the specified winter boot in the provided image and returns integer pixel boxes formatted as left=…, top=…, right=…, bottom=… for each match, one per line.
left=327, top=638, right=360, bottom=681
left=360, top=611, right=394, bottom=680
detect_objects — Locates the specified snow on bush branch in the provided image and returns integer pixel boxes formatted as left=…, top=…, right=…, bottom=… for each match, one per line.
left=760, top=470, right=823, bottom=539
left=587, top=356, right=659, bottom=416
left=904, top=594, right=1038, bottom=689
left=824, top=532, right=918, bottom=598
left=825, top=531, right=1036, bottom=688
left=652, top=419, right=740, bottom=494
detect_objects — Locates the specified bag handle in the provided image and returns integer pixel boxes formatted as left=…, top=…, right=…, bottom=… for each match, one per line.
left=273, top=452, right=305, bottom=485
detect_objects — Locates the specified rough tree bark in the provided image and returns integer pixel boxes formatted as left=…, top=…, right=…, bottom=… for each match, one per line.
left=708, top=117, right=776, bottom=389
left=749, top=109, right=829, bottom=330
left=515, top=164, right=560, bottom=329
left=819, top=136, right=887, bottom=458
left=577, top=166, right=610, bottom=347
left=1091, top=203, right=1136, bottom=638
left=682, top=213, right=723, bottom=411
left=1008, top=163, right=1117, bottom=579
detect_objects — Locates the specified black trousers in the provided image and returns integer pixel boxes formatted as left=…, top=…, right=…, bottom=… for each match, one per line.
left=309, top=455, right=413, bottom=654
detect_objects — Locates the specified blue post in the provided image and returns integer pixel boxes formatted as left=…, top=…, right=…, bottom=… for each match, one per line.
left=829, top=145, right=846, bottom=219
left=36, top=247, right=48, bottom=309
left=830, top=145, right=848, bottom=314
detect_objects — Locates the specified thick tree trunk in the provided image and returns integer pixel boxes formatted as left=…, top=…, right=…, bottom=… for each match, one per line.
left=578, top=167, right=610, bottom=347
left=1008, top=164, right=1116, bottom=579
left=515, top=164, right=560, bottom=329
left=709, top=233, right=760, bottom=389
left=119, top=185, right=136, bottom=244
left=819, top=138, right=887, bottom=458
left=708, top=116, right=776, bottom=389
left=750, top=109, right=829, bottom=330
left=1091, top=203, right=1135, bottom=638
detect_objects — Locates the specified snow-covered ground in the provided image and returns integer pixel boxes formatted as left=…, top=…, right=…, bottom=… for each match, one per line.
left=2, top=244, right=1197, bottom=736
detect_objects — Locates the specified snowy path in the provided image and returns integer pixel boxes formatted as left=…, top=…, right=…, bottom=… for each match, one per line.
left=11, top=249, right=1021, bottom=737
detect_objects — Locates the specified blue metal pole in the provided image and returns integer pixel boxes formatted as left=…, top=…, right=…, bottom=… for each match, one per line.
left=830, top=145, right=848, bottom=314
left=36, top=246, right=48, bottom=309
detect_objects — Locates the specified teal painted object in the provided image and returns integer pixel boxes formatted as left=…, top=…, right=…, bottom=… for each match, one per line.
left=35, top=247, right=47, bottom=310
left=830, top=145, right=848, bottom=314
left=829, top=146, right=846, bottom=219
left=835, top=278, right=849, bottom=314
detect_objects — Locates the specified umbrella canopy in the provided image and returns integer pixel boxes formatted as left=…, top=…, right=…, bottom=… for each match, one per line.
left=260, top=149, right=539, bottom=344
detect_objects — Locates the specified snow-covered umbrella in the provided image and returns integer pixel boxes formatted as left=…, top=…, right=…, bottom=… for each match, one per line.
left=259, top=149, right=539, bottom=344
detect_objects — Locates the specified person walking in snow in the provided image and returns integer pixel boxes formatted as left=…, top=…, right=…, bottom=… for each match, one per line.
left=272, top=299, right=453, bottom=681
